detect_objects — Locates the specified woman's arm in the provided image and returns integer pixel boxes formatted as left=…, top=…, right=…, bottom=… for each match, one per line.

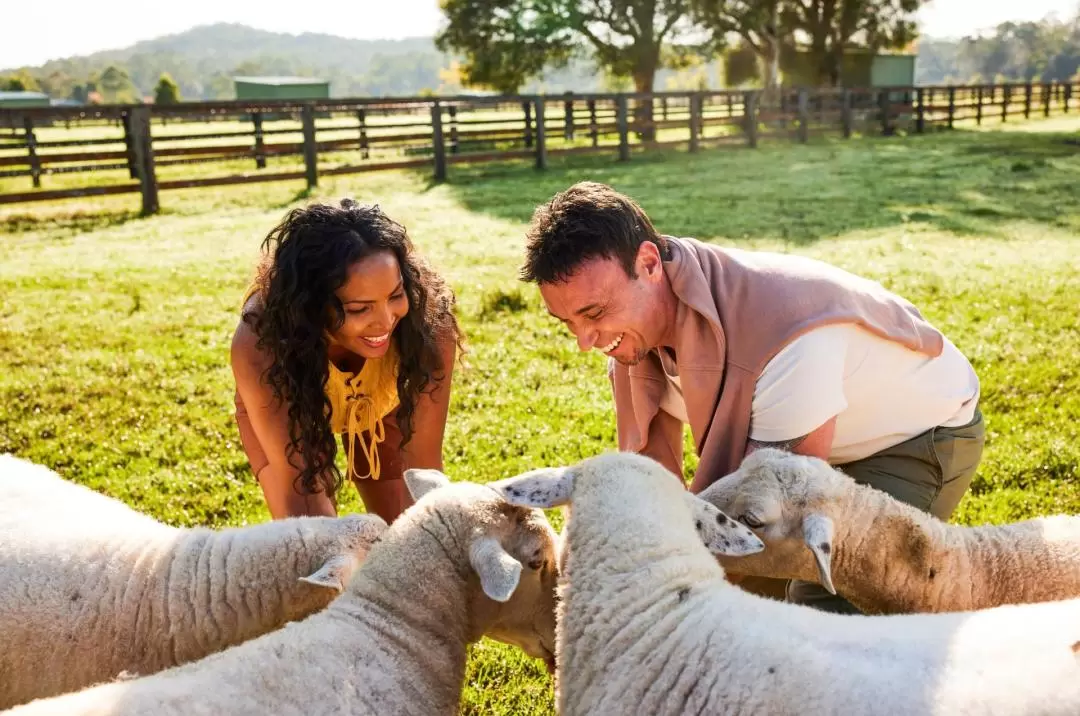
left=231, top=317, right=337, bottom=519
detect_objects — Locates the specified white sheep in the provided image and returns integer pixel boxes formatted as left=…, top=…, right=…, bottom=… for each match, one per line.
left=492, top=451, right=1080, bottom=716
left=1, top=467, right=564, bottom=716
left=697, top=447, right=1080, bottom=615
left=0, top=454, right=387, bottom=708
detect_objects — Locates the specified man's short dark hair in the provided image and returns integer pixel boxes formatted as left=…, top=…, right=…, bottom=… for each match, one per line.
left=519, top=182, right=668, bottom=284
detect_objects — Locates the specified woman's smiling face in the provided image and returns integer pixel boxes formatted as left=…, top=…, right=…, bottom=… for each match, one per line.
left=329, top=250, right=409, bottom=359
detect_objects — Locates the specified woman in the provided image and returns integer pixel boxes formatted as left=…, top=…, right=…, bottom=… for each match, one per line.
left=230, top=199, right=462, bottom=523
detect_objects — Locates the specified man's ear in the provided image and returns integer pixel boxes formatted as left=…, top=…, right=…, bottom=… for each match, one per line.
left=635, top=240, right=664, bottom=283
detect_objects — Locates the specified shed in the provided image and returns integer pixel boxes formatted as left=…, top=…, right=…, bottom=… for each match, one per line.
left=233, top=76, right=330, bottom=101
left=0, top=90, right=51, bottom=109
left=782, top=50, right=916, bottom=88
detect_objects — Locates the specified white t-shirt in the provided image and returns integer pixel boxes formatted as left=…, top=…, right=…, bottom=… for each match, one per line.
left=655, top=322, right=980, bottom=465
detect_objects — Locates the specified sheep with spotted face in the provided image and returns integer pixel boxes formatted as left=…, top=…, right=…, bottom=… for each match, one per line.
left=2, top=468, right=561, bottom=716
left=0, top=454, right=387, bottom=709
left=699, top=448, right=1080, bottom=615
left=493, top=451, right=1080, bottom=716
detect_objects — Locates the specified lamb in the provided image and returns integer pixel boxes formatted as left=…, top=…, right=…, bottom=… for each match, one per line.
left=697, top=447, right=1080, bottom=615
left=0, top=454, right=387, bottom=708
left=492, top=451, right=1080, bottom=716
left=1, top=466, right=565, bottom=716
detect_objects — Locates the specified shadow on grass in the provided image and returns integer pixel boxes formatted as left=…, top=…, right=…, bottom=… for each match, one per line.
left=422, top=127, right=1080, bottom=245
left=0, top=208, right=144, bottom=237
left=271, top=186, right=317, bottom=209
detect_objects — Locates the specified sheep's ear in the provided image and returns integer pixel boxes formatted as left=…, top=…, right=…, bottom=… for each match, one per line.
left=686, top=495, right=765, bottom=556
left=489, top=467, right=575, bottom=508
left=469, top=536, right=522, bottom=602
left=803, top=513, right=836, bottom=595
left=404, top=468, right=451, bottom=501
left=299, top=554, right=358, bottom=592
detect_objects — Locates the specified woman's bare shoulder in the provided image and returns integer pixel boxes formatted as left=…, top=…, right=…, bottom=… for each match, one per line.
left=231, top=294, right=270, bottom=371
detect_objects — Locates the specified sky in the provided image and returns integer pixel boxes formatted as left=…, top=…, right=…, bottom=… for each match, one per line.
left=2, top=0, right=1078, bottom=69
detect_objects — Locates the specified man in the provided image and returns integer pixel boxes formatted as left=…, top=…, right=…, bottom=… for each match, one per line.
left=519, top=181, right=984, bottom=614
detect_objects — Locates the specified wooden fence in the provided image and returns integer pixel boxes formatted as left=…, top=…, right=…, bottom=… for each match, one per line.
left=0, top=81, right=1076, bottom=215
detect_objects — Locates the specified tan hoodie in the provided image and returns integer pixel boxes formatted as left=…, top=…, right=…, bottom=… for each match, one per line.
left=608, top=236, right=945, bottom=493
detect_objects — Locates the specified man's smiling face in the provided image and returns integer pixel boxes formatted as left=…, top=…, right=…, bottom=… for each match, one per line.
left=538, top=243, right=669, bottom=366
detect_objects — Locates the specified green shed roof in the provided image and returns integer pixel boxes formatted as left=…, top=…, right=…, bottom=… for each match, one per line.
left=0, top=90, right=51, bottom=108
left=233, top=76, right=328, bottom=86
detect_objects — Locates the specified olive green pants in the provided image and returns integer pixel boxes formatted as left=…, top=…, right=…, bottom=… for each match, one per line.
left=745, top=407, right=986, bottom=614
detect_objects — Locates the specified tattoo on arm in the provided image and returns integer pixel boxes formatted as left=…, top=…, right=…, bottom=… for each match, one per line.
left=747, top=433, right=810, bottom=453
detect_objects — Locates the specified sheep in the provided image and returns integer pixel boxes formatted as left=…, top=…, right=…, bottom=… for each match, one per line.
left=491, top=451, right=1080, bottom=716
left=697, top=447, right=1080, bottom=615
left=0, top=466, right=565, bottom=716
left=0, top=454, right=387, bottom=708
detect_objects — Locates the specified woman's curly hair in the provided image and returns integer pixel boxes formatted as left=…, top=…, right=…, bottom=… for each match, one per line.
left=246, top=198, right=463, bottom=499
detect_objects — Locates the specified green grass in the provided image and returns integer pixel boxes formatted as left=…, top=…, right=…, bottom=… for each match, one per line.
left=2, top=117, right=1079, bottom=714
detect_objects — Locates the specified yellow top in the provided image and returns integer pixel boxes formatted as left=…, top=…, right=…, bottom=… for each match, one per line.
left=242, top=282, right=400, bottom=481
left=325, top=342, right=401, bottom=482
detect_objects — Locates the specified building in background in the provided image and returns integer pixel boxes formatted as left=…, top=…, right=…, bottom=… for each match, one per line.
left=0, top=90, right=51, bottom=109
left=233, top=76, right=330, bottom=101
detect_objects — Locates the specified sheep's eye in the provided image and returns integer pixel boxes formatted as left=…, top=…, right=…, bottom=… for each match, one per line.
left=740, top=514, right=764, bottom=529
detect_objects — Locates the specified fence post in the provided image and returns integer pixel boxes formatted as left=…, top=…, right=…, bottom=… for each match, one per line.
left=879, top=90, right=893, bottom=136
left=616, top=95, right=630, bottom=161
left=1023, top=83, right=1032, bottom=118
left=534, top=98, right=547, bottom=170
left=795, top=89, right=810, bottom=143
left=301, top=103, right=318, bottom=190
left=252, top=112, right=266, bottom=169
left=841, top=89, right=853, bottom=138
left=914, top=88, right=925, bottom=134
left=689, top=92, right=701, bottom=152
left=522, top=100, right=534, bottom=149
left=22, top=116, right=41, bottom=188
left=357, top=109, right=369, bottom=159
left=448, top=105, right=459, bottom=155
left=121, top=110, right=138, bottom=179
left=975, top=86, right=983, bottom=125
left=563, top=92, right=574, bottom=140
left=588, top=99, right=598, bottom=147
left=128, top=106, right=159, bottom=216
left=744, top=91, right=758, bottom=148
left=1064, top=83, right=1072, bottom=113
left=1001, top=85, right=1010, bottom=122
left=431, top=101, right=447, bottom=182
left=1043, top=83, right=1052, bottom=117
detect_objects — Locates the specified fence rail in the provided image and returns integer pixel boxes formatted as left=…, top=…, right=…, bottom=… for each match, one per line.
left=0, top=81, right=1075, bottom=215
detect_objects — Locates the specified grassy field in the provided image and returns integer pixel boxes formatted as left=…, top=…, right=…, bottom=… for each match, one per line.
left=1, top=116, right=1079, bottom=713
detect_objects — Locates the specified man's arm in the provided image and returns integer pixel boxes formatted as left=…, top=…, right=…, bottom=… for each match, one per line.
left=608, top=357, right=686, bottom=485
left=745, top=415, right=837, bottom=460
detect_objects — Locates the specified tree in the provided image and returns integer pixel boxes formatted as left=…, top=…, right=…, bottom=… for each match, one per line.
left=97, top=65, right=141, bottom=104
left=693, top=0, right=786, bottom=93
left=39, top=70, right=77, bottom=99
left=153, top=73, right=182, bottom=104
left=436, top=0, right=577, bottom=93
left=722, top=41, right=764, bottom=85
left=697, top=0, right=927, bottom=88
left=783, top=0, right=926, bottom=85
left=2, top=71, right=41, bottom=92
left=436, top=0, right=707, bottom=95
left=915, top=10, right=1080, bottom=84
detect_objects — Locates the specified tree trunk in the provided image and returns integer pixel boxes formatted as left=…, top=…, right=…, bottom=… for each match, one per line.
left=763, top=0, right=781, bottom=103
left=633, top=62, right=658, bottom=142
